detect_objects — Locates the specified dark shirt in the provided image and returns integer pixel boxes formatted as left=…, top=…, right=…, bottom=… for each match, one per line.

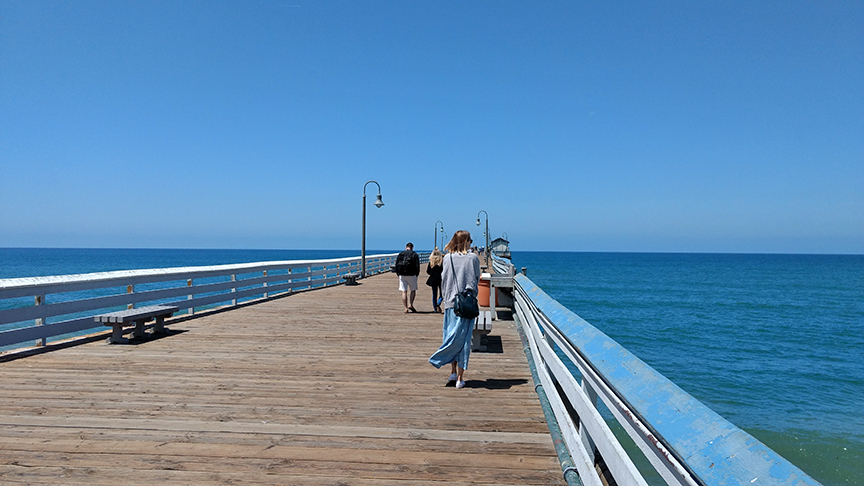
left=425, top=262, right=443, bottom=287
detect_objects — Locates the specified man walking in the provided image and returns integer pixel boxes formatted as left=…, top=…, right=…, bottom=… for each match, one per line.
left=394, top=242, right=420, bottom=313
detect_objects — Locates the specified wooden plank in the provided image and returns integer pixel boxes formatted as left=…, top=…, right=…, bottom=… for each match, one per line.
left=0, top=271, right=565, bottom=485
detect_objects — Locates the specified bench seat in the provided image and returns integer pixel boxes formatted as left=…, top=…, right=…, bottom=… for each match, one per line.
left=95, top=305, right=179, bottom=344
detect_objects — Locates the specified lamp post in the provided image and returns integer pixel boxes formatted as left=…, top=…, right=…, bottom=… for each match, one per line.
left=434, top=221, right=443, bottom=250
left=362, top=180, right=384, bottom=278
left=476, top=210, right=489, bottom=260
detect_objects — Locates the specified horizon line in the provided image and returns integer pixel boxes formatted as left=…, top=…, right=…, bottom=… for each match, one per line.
left=1, top=246, right=861, bottom=257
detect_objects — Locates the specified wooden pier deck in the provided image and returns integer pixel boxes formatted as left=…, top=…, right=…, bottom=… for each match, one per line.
left=0, top=270, right=565, bottom=485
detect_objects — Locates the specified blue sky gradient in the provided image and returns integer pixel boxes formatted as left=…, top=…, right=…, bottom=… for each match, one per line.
left=2, top=1, right=862, bottom=253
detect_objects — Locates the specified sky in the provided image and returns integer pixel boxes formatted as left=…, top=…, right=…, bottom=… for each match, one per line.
left=1, top=1, right=862, bottom=254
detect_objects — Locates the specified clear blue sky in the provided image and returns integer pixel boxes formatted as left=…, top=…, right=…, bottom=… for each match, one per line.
left=2, top=1, right=862, bottom=253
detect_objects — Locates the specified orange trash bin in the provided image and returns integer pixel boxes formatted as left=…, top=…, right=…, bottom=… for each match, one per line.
left=477, top=275, right=491, bottom=307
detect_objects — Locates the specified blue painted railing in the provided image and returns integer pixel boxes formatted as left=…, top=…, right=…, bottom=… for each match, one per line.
left=493, top=255, right=821, bottom=486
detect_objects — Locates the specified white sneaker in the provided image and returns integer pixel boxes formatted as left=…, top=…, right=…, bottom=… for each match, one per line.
left=456, top=380, right=466, bottom=389
left=448, top=373, right=457, bottom=383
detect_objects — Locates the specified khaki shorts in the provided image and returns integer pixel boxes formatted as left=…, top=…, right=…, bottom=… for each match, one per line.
left=398, top=275, right=418, bottom=291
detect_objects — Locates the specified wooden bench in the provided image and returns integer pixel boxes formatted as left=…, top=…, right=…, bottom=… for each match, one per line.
left=342, top=273, right=360, bottom=286
left=95, top=305, right=179, bottom=344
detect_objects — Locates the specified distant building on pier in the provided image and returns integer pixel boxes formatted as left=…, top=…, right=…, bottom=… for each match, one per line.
left=490, top=237, right=510, bottom=259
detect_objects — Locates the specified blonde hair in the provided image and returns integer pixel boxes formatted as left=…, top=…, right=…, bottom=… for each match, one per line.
left=429, top=249, right=443, bottom=267
left=445, top=230, right=472, bottom=254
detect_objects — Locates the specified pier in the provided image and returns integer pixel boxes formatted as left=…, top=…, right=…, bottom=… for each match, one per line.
left=0, top=252, right=826, bottom=485
left=0, top=267, right=564, bottom=484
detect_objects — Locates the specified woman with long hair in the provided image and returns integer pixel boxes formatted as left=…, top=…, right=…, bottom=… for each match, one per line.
left=425, top=248, right=444, bottom=313
left=428, top=230, right=481, bottom=389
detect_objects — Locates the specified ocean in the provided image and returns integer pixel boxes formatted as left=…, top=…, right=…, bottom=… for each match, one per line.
left=1, top=248, right=861, bottom=485
left=511, top=251, right=863, bottom=486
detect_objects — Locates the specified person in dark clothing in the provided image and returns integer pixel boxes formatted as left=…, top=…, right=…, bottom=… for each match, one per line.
left=394, top=242, right=421, bottom=313
left=425, top=248, right=443, bottom=313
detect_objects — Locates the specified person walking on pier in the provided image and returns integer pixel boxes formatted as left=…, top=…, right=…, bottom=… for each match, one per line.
left=428, top=230, right=481, bottom=389
left=425, top=248, right=444, bottom=313
left=394, top=242, right=420, bottom=313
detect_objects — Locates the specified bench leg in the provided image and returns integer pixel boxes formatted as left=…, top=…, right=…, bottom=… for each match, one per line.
left=107, top=325, right=127, bottom=344
left=471, top=329, right=487, bottom=352
left=152, top=315, right=168, bottom=334
left=131, top=319, right=147, bottom=339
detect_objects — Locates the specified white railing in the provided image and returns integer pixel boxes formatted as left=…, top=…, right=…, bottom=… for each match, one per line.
left=491, top=254, right=821, bottom=486
left=491, top=255, right=515, bottom=276
left=0, top=253, right=401, bottom=351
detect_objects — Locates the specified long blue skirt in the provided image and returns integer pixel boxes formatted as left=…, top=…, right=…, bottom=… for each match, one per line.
left=428, top=308, right=474, bottom=370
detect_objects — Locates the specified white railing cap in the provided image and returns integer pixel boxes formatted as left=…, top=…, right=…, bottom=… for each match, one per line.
left=0, top=253, right=399, bottom=292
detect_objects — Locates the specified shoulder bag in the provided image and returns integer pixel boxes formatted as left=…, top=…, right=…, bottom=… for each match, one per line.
left=449, top=255, right=479, bottom=319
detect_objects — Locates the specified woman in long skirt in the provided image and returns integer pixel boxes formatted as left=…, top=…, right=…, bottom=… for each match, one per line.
left=428, top=230, right=481, bottom=389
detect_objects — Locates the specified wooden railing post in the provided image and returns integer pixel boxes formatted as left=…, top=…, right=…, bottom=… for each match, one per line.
left=187, top=279, right=194, bottom=314
left=263, top=270, right=268, bottom=298
left=34, top=294, right=45, bottom=347
left=231, top=274, right=237, bottom=306
left=127, top=285, right=135, bottom=310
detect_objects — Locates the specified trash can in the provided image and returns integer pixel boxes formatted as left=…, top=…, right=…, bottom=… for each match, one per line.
left=478, top=273, right=491, bottom=307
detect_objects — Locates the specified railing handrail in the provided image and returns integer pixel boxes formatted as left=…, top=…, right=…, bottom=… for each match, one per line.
left=510, top=270, right=822, bottom=486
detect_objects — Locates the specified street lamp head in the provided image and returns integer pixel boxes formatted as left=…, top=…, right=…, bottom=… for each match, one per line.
left=373, top=194, right=384, bottom=208
left=476, top=218, right=480, bottom=226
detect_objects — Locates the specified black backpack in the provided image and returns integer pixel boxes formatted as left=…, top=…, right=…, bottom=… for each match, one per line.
left=394, top=253, right=407, bottom=275
left=394, top=251, right=414, bottom=275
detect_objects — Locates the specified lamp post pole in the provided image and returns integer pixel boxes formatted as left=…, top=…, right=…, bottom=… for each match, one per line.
left=434, top=220, right=443, bottom=250
left=476, top=210, right=489, bottom=261
left=362, top=180, right=384, bottom=278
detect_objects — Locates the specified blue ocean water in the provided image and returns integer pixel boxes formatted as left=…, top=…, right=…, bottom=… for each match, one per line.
left=1, top=248, right=861, bottom=484
left=511, top=251, right=863, bottom=486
